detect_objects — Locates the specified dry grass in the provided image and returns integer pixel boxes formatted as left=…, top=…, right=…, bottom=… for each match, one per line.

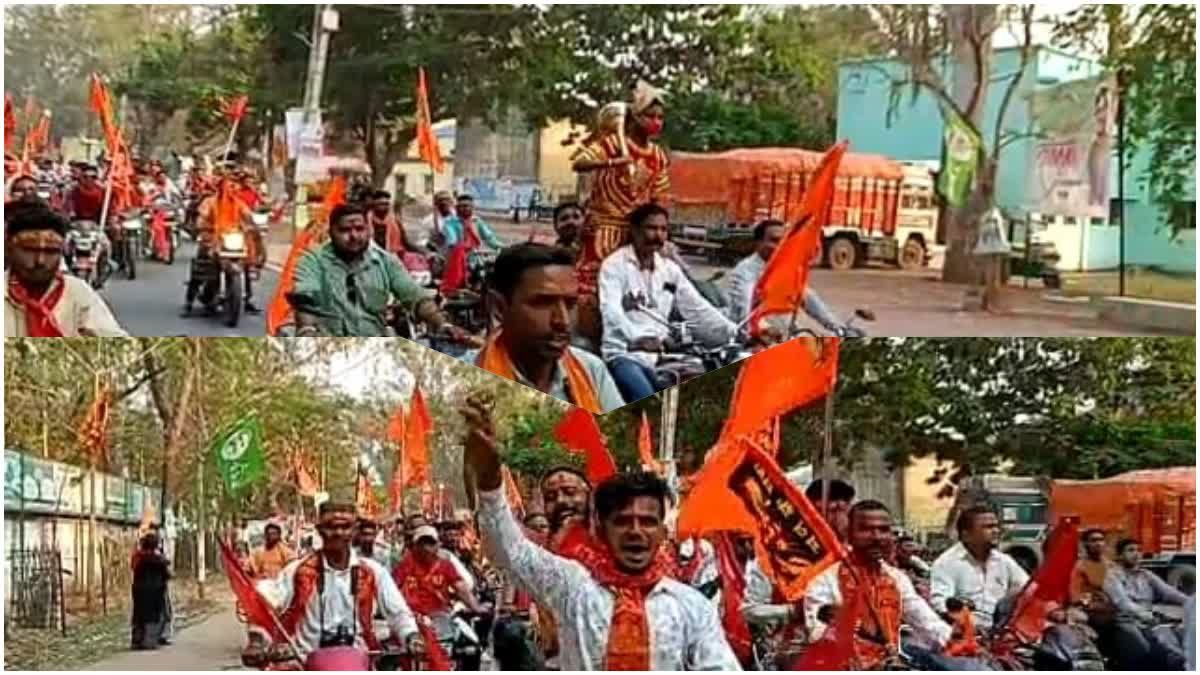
left=1061, top=268, right=1197, bottom=305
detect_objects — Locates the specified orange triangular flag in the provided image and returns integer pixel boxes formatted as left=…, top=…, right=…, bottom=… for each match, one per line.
left=403, top=387, right=434, bottom=488
left=677, top=436, right=845, bottom=601
left=722, top=337, right=840, bottom=441
left=293, top=452, right=319, bottom=498
left=749, top=142, right=847, bottom=337
left=416, top=67, right=446, bottom=174
left=266, top=176, right=346, bottom=335
left=638, top=412, right=663, bottom=475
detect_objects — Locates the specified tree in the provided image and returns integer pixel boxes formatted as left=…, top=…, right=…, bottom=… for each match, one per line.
left=870, top=5, right=1036, bottom=287
left=1052, top=4, right=1197, bottom=236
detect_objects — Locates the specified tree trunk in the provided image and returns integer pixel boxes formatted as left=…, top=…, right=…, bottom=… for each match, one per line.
left=145, top=338, right=200, bottom=517
left=941, top=4, right=998, bottom=285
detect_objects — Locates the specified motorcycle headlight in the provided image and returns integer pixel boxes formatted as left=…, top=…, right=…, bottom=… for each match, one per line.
left=221, top=232, right=246, bottom=251
left=123, top=218, right=142, bottom=230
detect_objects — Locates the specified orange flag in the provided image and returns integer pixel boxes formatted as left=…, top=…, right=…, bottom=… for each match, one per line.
left=638, top=412, right=663, bottom=475
left=4, top=94, right=16, bottom=152
left=78, top=381, right=114, bottom=469
left=404, top=386, right=434, bottom=488
left=266, top=176, right=346, bottom=335
left=356, top=465, right=380, bottom=519
left=387, top=402, right=407, bottom=512
left=292, top=452, right=319, bottom=498
left=722, top=337, right=840, bottom=441
left=416, top=67, right=446, bottom=174
left=999, top=519, right=1080, bottom=644
left=212, top=179, right=243, bottom=236
left=676, top=438, right=845, bottom=601
left=748, top=142, right=847, bottom=337
left=89, top=74, right=119, bottom=152
left=502, top=466, right=525, bottom=518
left=553, top=407, right=617, bottom=485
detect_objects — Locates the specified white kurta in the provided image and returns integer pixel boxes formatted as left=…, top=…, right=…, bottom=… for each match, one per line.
left=4, top=272, right=127, bottom=337
left=477, top=488, right=742, bottom=671
left=929, top=543, right=1029, bottom=631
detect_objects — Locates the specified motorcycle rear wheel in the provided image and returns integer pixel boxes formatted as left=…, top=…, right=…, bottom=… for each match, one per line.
left=124, top=238, right=137, bottom=280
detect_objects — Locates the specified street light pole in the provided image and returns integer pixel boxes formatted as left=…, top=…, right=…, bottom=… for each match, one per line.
left=1116, top=69, right=1128, bottom=297
left=302, top=5, right=337, bottom=120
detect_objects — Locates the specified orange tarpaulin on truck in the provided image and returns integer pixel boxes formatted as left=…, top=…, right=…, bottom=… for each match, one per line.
left=1050, top=467, right=1196, bottom=554
left=670, top=147, right=907, bottom=228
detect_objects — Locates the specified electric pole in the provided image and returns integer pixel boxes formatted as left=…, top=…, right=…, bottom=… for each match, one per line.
left=302, top=5, right=338, bottom=120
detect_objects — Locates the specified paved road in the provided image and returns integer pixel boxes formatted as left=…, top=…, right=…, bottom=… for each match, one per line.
left=103, top=242, right=279, bottom=337
left=85, top=602, right=246, bottom=671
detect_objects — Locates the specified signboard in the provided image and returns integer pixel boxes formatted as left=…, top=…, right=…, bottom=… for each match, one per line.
left=294, top=131, right=326, bottom=184
left=1028, top=76, right=1117, bottom=220
left=4, top=449, right=152, bottom=523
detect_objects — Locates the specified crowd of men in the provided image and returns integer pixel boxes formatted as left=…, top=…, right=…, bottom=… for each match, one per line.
left=212, top=397, right=1194, bottom=671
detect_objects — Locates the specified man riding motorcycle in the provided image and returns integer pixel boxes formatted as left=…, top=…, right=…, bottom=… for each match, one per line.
left=727, top=219, right=863, bottom=338
left=391, top=525, right=486, bottom=661
left=65, top=165, right=106, bottom=222
left=243, top=502, right=426, bottom=668
left=290, top=202, right=471, bottom=339
left=1102, top=538, right=1190, bottom=670
left=183, top=175, right=261, bottom=316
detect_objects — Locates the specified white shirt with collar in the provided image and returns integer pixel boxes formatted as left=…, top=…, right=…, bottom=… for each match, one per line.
left=598, top=245, right=737, bottom=368
left=929, top=542, right=1029, bottom=631
left=258, top=549, right=419, bottom=657
left=805, top=560, right=953, bottom=648
left=4, top=271, right=127, bottom=337
left=477, top=487, right=742, bottom=671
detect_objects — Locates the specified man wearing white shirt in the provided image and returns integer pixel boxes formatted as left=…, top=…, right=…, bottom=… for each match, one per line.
left=598, top=203, right=739, bottom=403
left=462, top=394, right=741, bottom=671
left=242, top=502, right=424, bottom=665
left=930, top=505, right=1030, bottom=632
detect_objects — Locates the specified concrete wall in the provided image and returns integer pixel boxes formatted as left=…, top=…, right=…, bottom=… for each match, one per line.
left=538, top=119, right=587, bottom=203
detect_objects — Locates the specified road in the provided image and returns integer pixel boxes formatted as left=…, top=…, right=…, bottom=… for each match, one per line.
left=84, top=601, right=246, bottom=671
left=103, top=242, right=279, bottom=337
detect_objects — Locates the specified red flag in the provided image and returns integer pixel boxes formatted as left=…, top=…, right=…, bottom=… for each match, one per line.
left=748, top=142, right=847, bottom=338
left=219, top=540, right=285, bottom=641
left=416, top=619, right=453, bottom=670
left=638, top=412, right=663, bottom=475
left=416, top=67, right=446, bottom=174
left=714, top=533, right=753, bottom=664
left=999, top=519, right=1080, bottom=644
left=723, top=337, right=839, bottom=441
left=267, top=176, right=347, bottom=335
left=793, top=581, right=865, bottom=670
left=439, top=242, right=470, bottom=294
left=225, top=94, right=249, bottom=123
left=4, top=94, right=16, bottom=152
left=404, top=387, right=434, bottom=488
left=553, top=407, right=617, bottom=485
left=677, top=438, right=845, bottom=601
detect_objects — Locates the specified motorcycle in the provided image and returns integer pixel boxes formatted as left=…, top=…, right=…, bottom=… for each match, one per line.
left=149, top=197, right=183, bottom=265
left=249, top=207, right=271, bottom=273
left=112, top=209, right=146, bottom=280
left=191, top=230, right=248, bottom=328
left=987, top=595, right=1106, bottom=671
left=65, top=220, right=112, bottom=290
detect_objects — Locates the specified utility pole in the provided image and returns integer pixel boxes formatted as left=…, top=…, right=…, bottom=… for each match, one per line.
left=302, top=5, right=337, bottom=119
left=659, top=388, right=680, bottom=499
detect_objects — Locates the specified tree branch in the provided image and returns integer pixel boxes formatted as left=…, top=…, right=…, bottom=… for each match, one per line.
left=992, top=5, right=1036, bottom=161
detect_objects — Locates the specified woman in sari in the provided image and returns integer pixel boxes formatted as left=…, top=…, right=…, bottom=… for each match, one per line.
left=130, top=531, right=171, bottom=650
left=572, top=80, right=672, bottom=346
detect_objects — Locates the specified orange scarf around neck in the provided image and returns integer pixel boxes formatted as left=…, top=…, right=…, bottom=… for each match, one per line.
left=837, top=561, right=902, bottom=669
left=476, top=330, right=602, bottom=413
left=8, top=272, right=66, bottom=337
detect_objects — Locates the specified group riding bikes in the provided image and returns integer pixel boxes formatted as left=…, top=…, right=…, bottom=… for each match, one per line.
left=28, top=158, right=272, bottom=329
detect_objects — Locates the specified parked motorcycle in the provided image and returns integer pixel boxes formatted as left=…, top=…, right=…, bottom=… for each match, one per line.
left=65, top=220, right=112, bottom=290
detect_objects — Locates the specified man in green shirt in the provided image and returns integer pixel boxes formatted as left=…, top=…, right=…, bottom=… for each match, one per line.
left=291, top=203, right=468, bottom=338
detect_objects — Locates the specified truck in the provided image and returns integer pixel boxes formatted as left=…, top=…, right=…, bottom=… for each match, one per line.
left=948, top=469, right=1196, bottom=590
left=668, top=147, right=941, bottom=271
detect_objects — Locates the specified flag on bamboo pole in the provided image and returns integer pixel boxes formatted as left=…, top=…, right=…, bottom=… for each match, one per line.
left=266, top=175, right=347, bottom=335
left=88, top=74, right=119, bottom=151
left=748, top=142, right=847, bottom=338
left=225, top=94, right=249, bottom=123
left=722, top=337, right=840, bottom=441
left=219, top=540, right=286, bottom=641
left=677, top=438, right=845, bottom=601
left=638, top=412, right=664, bottom=475
left=415, top=67, right=446, bottom=174
left=387, top=401, right=407, bottom=512
left=78, top=381, right=114, bottom=469
left=403, top=386, right=433, bottom=488
left=212, top=415, right=267, bottom=493
left=553, top=407, right=617, bottom=485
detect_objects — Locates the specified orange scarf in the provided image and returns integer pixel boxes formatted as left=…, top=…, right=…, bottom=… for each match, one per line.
left=837, top=561, right=902, bottom=670
left=8, top=272, right=66, bottom=337
left=476, top=331, right=603, bottom=413
left=556, top=525, right=672, bottom=670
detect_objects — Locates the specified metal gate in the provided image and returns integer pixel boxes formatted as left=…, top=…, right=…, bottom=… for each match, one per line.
left=7, top=548, right=66, bottom=632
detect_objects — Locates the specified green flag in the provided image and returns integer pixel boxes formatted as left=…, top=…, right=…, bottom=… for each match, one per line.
left=938, top=107, right=982, bottom=209
left=211, top=415, right=266, bottom=493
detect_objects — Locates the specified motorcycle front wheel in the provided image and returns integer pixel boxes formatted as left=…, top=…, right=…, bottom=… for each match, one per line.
left=124, top=238, right=137, bottom=280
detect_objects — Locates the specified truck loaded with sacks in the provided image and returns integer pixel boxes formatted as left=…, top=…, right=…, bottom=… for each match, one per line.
left=667, top=147, right=941, bottom=271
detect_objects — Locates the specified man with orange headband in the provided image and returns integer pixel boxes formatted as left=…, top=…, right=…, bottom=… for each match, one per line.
left=463, top=243, right=624, bottom=414
left=4, top=204, right=126, bottom=337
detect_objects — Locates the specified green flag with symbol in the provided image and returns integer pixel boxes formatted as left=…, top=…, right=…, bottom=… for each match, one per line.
left=211, top=415, right=266, bottom=493
left=938, top=106, right=983, bottom=209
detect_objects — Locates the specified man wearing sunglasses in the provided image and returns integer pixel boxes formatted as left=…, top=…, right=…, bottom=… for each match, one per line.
left=292, top=202, right=470, bottom=338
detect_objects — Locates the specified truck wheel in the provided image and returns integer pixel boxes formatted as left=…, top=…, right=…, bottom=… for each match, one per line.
left=827, top=236, right=858, bottom=271
left=899, top=238, right=926, bottom=271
